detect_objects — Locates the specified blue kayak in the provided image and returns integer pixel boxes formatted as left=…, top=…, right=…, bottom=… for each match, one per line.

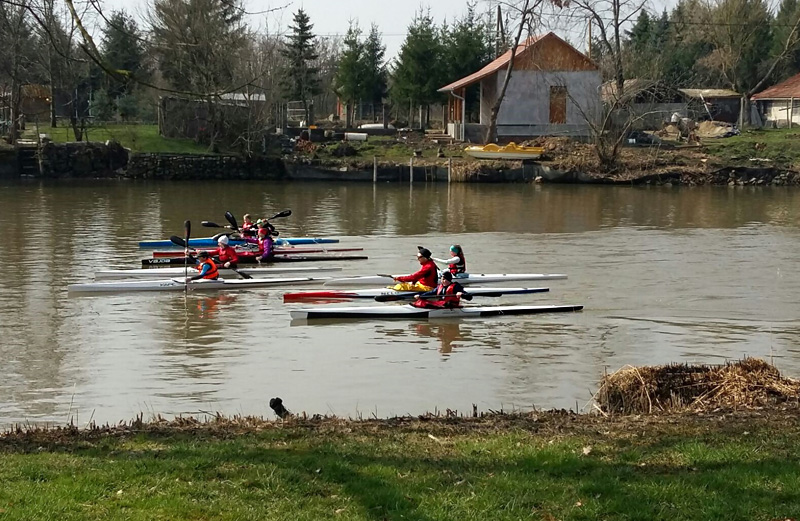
left=139, top=237, right=340, bottom=248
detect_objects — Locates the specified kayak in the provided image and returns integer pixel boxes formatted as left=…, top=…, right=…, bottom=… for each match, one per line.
left=139, top=237, right=339, bottom=248
left=142, top=254, right=369, bottom=266
left=95, top=266, right=344, bottom=280
left=69, top=276, right=329, bottom=294
left=152, top=246, right=364, bottom=258
left=290, top=304, right=583, bottom=321
left=283, top=286, right=550, bottom=301
left=323, top=273, right=568, bottom=287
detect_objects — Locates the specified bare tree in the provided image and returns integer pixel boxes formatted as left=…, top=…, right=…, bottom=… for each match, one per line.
left=0, top=0, right=36, bottom=142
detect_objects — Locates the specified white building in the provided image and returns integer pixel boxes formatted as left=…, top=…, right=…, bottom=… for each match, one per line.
left=751, top=73, right=800, bottom=128
left=438, top=32, right=601, bottom=142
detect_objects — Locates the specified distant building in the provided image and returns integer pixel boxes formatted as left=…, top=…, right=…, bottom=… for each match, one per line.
left=751, top=73, right=800, bottom=127
left=438, top=32, right=601, bottom=142
left=158, top=92, right=268, bottom=141
left=0, top=84, right=51, bottom=127
left=678, top=89, right=742, bottom=124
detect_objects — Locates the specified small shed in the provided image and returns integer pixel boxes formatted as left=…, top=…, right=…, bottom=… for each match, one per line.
left=438, top=32, right=601, bottom=142
left=679, top=89, right=742, bottom=124
left=751, top=73, right=800, bottom=128
left=601, top=79, right=687, bottom=130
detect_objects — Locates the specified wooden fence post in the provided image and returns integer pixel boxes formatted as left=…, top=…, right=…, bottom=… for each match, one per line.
left=373, top=156, right=377, bottom=183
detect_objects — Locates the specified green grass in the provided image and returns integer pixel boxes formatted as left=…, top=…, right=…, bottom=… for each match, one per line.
left=703, top=127, right=800, bottom=165
left=29, top=124, right=212, bottom=154
left=0, top=414, right=798, bottom=520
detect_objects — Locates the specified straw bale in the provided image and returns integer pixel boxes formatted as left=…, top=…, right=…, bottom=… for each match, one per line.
left=596, top=358, right=800, bottom=414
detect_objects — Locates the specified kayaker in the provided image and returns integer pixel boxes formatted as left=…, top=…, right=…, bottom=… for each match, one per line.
left=412, top=271, right=472, bottom=309
left=392, top=247, right=438, bottom=291
left=241, top=223, right=275, bottom=263
left=214, top=235, right=240, bottom=269
left=241, top=214, right=256, bottom=237
left=187, top=251, right=219, bottom=281
left=433, top=244, right=466, bottom=276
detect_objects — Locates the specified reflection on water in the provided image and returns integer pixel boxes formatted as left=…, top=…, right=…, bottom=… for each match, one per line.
left=1, top=180, right=800, bottom=424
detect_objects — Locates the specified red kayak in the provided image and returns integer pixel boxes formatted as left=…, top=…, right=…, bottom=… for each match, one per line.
left=152, top=246, right=364, bottom=258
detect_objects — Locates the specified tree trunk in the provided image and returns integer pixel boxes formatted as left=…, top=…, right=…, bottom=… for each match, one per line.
left=9, top=80, right=20, bottom=143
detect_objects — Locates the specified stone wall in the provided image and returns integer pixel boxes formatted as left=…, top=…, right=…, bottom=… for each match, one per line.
left=38, top=141, right=128, bottom=178
left=125, top=153, right=285, bottom=180
left=0, top=149, right=17, bottom=178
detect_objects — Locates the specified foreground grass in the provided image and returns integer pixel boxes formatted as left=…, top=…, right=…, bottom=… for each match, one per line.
left=0, top=411, right=798, bottom=520
left=31, top=124, right=211, bottom=154
left=703, top=127, right=800, bottom=166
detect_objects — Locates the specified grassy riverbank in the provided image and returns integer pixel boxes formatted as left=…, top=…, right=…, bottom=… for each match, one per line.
left=1, top=409, right=798, bottom=520
left=29, top=124, right=211, bottom=154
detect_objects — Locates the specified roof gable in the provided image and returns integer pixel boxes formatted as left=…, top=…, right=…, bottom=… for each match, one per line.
left=438, top=32, right=597, bottom=93
left=751, top=72, right=800, bottom=100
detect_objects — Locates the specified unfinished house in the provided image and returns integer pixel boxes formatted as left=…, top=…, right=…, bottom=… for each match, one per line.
left=438, top=32, right=601, bottom=142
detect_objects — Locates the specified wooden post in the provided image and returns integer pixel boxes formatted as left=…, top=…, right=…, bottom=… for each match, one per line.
left=448, top=157, right=452, bottom=183
left=373, top=156, right=377, bottom=183
left=791, top=98, right=795, bottom=128
left=409, top=157, right=414, bottom=184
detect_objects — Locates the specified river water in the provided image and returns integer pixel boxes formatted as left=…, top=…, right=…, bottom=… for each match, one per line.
left=0, top=179, right=798, bottom=425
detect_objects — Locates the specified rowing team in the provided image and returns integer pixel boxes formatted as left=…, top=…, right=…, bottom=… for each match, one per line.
left=389, top=245, right=471, bottom=309
left=188, top=223, right=275, bottom=280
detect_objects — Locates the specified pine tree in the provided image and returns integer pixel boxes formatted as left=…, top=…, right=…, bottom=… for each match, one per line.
left=101, top=10, right=147, bottom=98
left=281, top=8, right=320, bottom=124
left=362, top=24, right=387, bottom=113
left=772, top=0, right=800, bottom=80
left=333, top=22, right=365, bottom=127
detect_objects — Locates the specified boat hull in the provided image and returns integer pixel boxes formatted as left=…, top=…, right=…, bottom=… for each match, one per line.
left=95, top=266, right=343, bottom=280
left=283, top=286, right=550, bottom=301
left=69, top=276, right=328, bottom=294
left=138, top=237, right=340, bottom=248
left=151, top=247, right=363, bottom=258
left=323, top=273, right=567, bottom=286
left=290, top=304, right=583, bottom=321
left=142, top=254, right=368, bottom=266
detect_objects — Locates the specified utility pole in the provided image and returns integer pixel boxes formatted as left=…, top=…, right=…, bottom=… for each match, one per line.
left=496, top=5, right=506, bottom=58
left=587, top=17, right=592, bottom=60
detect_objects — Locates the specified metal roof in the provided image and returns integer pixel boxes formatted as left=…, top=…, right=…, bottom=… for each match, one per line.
left=679, top=88, right=741, bottom=99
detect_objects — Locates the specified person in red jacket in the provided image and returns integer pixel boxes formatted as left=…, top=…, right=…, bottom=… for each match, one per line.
left=242, top=223, right=275, bottom=263
left=392, top=247, right=439, bottom=291
left=214, top=235, right=239, bottom=269
left=412, top=271, right=472, bottom=309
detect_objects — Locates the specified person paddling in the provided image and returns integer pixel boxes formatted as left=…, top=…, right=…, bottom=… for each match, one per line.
left=241, top=214, right=256, bottom=237
left=433, top=244, right=466, bottom=276
left=412, top=271, right=472, bottom=309
left=392, top=247, right=439, bottom=291
left=187, top=251, right=219, bottom=281
left=242, top=222, right=275, bottom=263
left=214, top=235, right=240, bottom=269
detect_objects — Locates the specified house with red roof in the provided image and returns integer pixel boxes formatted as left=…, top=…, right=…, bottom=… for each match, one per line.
left=437, top=32, right=601, bottom=142
left=751, top=73, right=800, bottom=127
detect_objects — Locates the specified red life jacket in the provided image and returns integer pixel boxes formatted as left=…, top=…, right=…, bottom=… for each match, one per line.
left=449, top=253, right=466, bottom=275
left=217, top=245, right=239, bottom=263
left=197, top=259, right=219, bottom=279
left=435, top=282, right=461, bottom=306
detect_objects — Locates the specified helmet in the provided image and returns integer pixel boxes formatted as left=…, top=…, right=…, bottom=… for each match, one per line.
left=218, top=235, right=229, bottom=246
left=257, top=227, right=268, bottom=236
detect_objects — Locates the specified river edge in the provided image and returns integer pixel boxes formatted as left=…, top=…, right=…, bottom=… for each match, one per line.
left=1, top=407, right=798, bottom=520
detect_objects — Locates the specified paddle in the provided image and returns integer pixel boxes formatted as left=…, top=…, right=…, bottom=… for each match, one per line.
left=170, top=236, right=252, bottom=280
left=183, top=220, right=191, bottom=293
left=201, top=220, right=232, bottom=229
left=375, top=292, right=495, bottom=303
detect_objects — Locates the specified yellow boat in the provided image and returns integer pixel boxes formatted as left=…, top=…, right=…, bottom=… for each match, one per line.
left=464, top=142, right=544, bottom=160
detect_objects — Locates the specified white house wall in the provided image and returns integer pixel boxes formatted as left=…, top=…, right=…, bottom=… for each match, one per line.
left=761, top=100, right=800, bottom=128
left=487, top=70, right=602, bottom=137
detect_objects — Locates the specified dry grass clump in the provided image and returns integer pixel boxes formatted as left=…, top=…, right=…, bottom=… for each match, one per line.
left=597, top=358, right=800, bottom=414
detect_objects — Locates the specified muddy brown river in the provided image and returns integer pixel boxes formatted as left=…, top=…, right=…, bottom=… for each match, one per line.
left=1, top=179, right=798, bottom=425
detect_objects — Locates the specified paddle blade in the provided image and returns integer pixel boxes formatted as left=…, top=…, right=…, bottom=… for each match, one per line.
left=170, top=235, right=188, bottom=248
left=233, top=268, right=253, bottom=280
left=271, top=209, right=292, bottom=219
left=202, top=221, right=223, bottom=228
left=374, top=294, right=411, bottom=302
left=225, top=211, right=239, bottom=231
left=376, top=273, right=395, bottom=278
left=184, top=220, right=191, bottom=240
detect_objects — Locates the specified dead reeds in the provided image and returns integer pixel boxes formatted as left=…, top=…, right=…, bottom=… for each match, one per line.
left=596, top=358, right=800, bottom=414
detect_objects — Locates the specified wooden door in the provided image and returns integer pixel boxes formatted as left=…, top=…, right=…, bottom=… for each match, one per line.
left=549, top=86, right=567, bottom=124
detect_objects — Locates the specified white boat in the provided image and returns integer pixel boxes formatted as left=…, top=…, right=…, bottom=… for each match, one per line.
left=323, top=273, right=568, bottom=287
left=283, top=286, right=550, bottom=301
left=290, top=304, right=583, bottom=321
left=95, top=266, right=344, bottom=280
left=69, top=277, right=328, bottom=294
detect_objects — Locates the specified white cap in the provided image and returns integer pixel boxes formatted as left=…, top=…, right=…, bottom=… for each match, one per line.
left=218, top=235, right=229, bottom=245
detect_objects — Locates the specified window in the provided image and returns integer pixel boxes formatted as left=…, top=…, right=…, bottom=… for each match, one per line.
left=549, top=86, right=567, bottom=124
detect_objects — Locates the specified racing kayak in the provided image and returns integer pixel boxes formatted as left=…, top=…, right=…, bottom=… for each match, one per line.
left=283, top=286, right=550, bottom=301
left=323, top=273, right=568, bottom=287
left=95, top=266, right=343, bottom=280
left=151, top=246, right=364, bottom=258
left=139, top=237, right=339, bottom=248
left=290, top=304, right=583, bottom=321
left=69, top=276, right=328, bottom=294
left=142, top=254, right=369, bottom=266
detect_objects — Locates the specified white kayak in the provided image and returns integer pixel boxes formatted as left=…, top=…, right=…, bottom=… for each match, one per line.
left=283, top=286, right=550, bottom=301
left=290, top=304, right=583, bottom=321
left=94, top=266, right=343, bottom=280
left=323, top=273, right=568, bottom=287
left=69, top=276, right=328, bottom=294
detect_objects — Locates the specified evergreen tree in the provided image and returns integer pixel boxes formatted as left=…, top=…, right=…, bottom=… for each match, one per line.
left=281, top=8, right=320, bottom=124
left=362, top=24, right=387, bottom=109
left=101, top=10, right=147, bottom=98
left=333, top=22, right=365, bottom=127
left=391, top=9, right=445, bottom=127
left=772, top=0, right=800, bottom=80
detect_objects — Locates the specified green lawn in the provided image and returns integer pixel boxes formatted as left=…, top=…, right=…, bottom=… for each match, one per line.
left=703, top=127, right=800, bottom=166
left=30, top=124, right=212, bottom=154
left=0, top=412, right=798, bottom=520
